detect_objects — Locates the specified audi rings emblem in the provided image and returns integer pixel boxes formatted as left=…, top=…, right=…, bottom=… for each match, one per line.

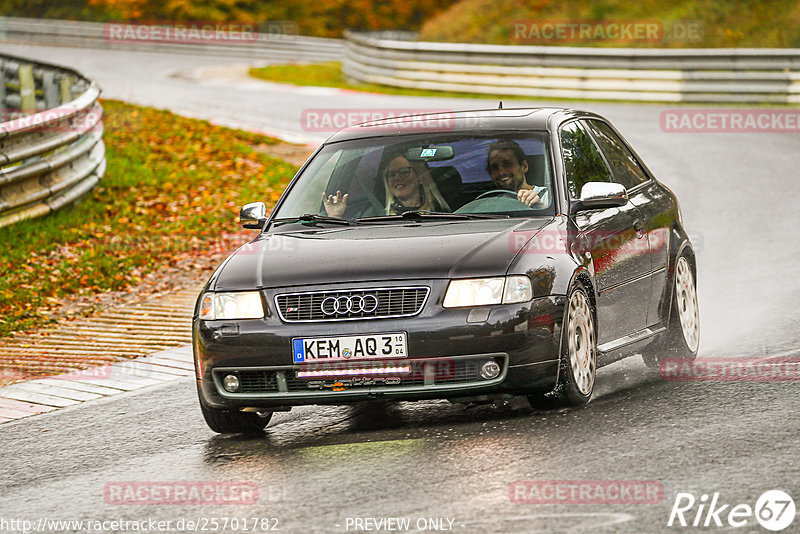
left=321, top=295, right=379, bottom=315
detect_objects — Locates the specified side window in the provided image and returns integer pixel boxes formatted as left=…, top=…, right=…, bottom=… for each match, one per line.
left=586, top=120, right=649, bottom=190
left=560, top=121, right=612, bottom=198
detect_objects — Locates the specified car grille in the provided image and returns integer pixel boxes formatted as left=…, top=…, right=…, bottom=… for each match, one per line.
left=239, top=371, right=278, bottom=393
left=275, top=287, right=429, bottom=322
left=225, top=357, right=497, bottom=394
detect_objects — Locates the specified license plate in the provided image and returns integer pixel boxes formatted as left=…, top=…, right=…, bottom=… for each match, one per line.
left=292, top=333, right=407, bottom=363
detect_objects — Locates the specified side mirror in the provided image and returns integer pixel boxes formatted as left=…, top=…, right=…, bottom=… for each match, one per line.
left=572, top=182, right=628, bottom=213
left=240, top=202, right=267, bottom=229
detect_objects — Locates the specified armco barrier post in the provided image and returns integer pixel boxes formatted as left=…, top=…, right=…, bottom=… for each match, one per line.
left=59, top=75, right=73, bottom=103
left=18, top=63, right=35, bottom=113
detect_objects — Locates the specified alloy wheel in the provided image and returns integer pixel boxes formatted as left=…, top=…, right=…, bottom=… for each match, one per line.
left=567, top=289, right=596, bottom=396
left=675, top=256, right=700, bottom=352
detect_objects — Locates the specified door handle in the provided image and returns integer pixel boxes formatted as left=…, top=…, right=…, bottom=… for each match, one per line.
left=634, top=220, right=645, bottom=239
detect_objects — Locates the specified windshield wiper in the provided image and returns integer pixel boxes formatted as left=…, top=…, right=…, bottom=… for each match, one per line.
left=357, top=210, right=510, bottom=222
left=273, top=213, right=354, bottom=226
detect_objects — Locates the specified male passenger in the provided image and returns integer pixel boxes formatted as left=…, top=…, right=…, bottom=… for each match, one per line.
left=487, top=140, right=548, bottom=207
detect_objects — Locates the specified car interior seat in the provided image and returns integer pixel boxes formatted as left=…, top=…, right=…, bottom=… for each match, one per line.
left=429, top=166, right=465, bottom=210
left=525, top=154, right=546, bottom=188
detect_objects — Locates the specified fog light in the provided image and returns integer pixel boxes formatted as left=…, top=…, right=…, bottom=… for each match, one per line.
left=223, top=374, right=240, bottom=392
left=480, top=360, right=501, bottom=380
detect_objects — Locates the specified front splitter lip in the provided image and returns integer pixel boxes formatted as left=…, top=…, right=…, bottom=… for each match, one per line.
left=211, top=353, right=509, bottom=400
left=197, top=360, right=560, bottom=410
left=194, top=295, right=565, bottom=408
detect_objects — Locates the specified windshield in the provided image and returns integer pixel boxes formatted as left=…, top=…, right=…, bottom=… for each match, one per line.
left=272, top=132, right=554, bottom=223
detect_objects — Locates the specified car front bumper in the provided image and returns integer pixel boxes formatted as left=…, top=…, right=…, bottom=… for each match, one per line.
left=193, top=290, right=565, bottom=410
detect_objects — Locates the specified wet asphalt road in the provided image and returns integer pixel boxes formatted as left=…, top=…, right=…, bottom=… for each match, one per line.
left=2, top=367, right=799, bottom=533
left=1, top=43, right=800, bottom=533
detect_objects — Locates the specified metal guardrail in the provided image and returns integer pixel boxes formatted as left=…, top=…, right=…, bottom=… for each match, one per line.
left=0, top=17, right=343, bottom=62
left=0, top=53, right=105, bottom=228
left=343, top=31, right=800, bottom=103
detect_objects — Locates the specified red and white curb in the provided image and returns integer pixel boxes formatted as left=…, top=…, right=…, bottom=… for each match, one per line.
left=0, top=345, right=194, bottom=423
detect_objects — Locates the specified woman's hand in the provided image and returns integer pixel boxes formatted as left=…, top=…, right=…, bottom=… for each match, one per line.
left=322, top=190, right=349, bottom=218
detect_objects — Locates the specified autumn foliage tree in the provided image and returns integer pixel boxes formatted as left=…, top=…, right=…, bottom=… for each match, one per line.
left=1, top=0, right=460, bottom=37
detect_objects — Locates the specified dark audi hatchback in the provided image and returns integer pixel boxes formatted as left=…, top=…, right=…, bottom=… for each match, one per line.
left=193, top=108, right=699, bottom=433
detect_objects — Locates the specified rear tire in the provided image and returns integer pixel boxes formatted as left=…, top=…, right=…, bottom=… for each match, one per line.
left=642, top=254, right=699, bottom=371
left=529, top=281, right=596, bottom=408
left=200, top=403, right=272, bottom=434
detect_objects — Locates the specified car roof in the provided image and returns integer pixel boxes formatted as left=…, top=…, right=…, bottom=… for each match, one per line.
left=323, top=107, right=603, bottom=143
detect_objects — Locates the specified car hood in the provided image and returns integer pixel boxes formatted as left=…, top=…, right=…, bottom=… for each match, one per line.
left=210, top=218, right=553, bottom=291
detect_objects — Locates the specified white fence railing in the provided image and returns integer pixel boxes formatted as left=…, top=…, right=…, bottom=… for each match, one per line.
left=0, top=53, right=105, bottom=227
left=343, top=31, right=800, bottom=103
left=0, top=17, right=343, bottom=62
left=5, top=17, right=797, bottom=104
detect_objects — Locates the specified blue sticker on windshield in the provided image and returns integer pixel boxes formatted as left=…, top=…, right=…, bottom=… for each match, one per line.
left=420, top=148, right=437, bottom=158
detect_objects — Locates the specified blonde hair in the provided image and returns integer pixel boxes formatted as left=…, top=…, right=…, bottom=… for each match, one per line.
left=383, top=156, right=451, bottom=214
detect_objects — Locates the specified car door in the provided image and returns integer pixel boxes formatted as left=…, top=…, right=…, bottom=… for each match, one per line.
left=583, top=119, right=669, bottom=329
left=560, top=120, right=651, bottom=345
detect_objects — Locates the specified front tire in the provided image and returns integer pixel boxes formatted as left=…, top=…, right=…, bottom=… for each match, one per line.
left=200, top=403, right=272, bottom=434
left=642, top=254, right=699, bottom=370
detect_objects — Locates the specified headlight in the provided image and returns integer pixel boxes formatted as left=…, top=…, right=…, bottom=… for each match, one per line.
left=443, top=276, right=532, bottom=308
left=199, top=291, right=265, bottom=320
left=503, top=275, right=534, bottom=304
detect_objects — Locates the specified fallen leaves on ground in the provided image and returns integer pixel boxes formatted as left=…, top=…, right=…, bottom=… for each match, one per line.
left=0, top=100, right=299, bottom=337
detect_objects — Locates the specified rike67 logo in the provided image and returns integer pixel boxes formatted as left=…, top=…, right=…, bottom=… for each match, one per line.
left=668, top=490, right=795, bottom=531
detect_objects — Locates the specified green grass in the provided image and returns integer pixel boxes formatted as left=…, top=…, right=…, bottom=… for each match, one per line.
left=248, top=62, right=518, bottom=100
left=248, top=62, right=800, bottom=106
left=0, top=100, right=297, bottom=337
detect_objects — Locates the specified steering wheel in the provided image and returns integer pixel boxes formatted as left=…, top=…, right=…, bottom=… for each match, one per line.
left=475, top=189, right=520, bottom=201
